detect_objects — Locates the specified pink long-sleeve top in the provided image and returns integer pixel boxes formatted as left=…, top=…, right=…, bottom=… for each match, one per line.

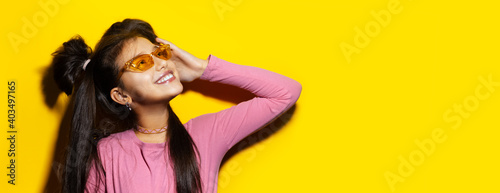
left=85, top=54, right=302, bottom=193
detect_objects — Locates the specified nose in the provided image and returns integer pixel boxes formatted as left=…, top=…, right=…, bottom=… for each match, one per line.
left=153, top=55, right=168, bottom=71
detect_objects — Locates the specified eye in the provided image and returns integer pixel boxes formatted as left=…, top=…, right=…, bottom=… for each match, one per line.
left=135, top=60, right=146, bottom=68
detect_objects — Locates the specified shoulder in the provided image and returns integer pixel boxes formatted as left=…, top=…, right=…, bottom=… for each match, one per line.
left=183, top=112, right=218, bottom=134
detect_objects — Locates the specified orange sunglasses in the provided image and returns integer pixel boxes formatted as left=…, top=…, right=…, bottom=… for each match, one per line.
left=117, top=43, right=172, bottom=79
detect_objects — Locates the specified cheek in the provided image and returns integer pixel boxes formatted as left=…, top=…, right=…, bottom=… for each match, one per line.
left=121, top=73, right=153, bottom=98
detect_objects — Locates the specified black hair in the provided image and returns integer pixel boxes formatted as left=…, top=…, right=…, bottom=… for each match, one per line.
left=51, top=18, right=202, bottom=193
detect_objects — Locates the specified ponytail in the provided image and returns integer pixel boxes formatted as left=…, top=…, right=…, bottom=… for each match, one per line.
left=51, top=35, right=104, bottom=193
left=52, top=35, right=91, bottom=95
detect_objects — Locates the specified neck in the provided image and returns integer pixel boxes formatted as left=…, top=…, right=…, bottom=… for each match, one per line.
left=132, top=102, right=170, bottom=142
left=135, top=103, right=169, bottom=128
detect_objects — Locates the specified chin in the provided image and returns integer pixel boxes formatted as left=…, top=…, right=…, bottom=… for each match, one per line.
left=138, top=83, right=183, bottom=103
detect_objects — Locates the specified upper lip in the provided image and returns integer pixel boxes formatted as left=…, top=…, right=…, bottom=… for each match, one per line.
left=155, top=70, right=174, bottom=84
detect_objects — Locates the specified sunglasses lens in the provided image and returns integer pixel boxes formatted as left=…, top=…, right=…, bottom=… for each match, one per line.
left=122, top=44, right=171, bottom=75
left=128, top=55, right=154, bottom=72
left=154, top=44, right=171, bottom=60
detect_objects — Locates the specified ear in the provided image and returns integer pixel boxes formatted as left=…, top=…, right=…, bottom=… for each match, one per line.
left=110, top=87, right=131, bottom=105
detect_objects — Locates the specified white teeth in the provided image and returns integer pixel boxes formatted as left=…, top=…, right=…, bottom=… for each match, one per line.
left=157, top=73, right=173, bottom=84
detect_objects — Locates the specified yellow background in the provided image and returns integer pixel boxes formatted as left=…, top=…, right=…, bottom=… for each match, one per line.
left=2, top=0, right=500, bottom=192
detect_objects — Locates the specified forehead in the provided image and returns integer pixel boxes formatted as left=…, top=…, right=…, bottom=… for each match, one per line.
left=117, top=37, right=155, bottom=65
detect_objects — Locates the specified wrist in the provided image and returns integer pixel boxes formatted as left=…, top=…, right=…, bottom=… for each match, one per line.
left=198, top=59, right=208, bottom=79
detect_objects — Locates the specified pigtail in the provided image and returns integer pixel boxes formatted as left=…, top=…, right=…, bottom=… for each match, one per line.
left=51, top=35, right=104, bottom=193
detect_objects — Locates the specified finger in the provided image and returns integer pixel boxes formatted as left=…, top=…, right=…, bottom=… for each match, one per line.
left=156, top=37, right=191, bottom=59
left=156, top=37, right=198, bottom=65
left=156, top=37, right=183, bottom=56
left=156, top=37, right=174, bottom=47
left=156, top=37, right=181, bottom=56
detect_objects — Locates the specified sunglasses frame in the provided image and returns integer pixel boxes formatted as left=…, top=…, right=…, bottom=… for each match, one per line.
left=117, top=43, right=172, bottom=80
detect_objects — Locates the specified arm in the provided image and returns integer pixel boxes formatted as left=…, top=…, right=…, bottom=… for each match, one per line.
left=188, top=54, right=302, bottom=151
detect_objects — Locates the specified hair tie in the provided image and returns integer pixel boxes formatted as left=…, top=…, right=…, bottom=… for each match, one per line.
left=82, top=59, right=91, bottom=70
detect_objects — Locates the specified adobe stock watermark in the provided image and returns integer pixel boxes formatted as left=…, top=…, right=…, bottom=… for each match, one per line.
left=213, top=0, right=243, bottom=21
left=384, top=74, right=499, bottom=192
left=340, top=0, right=413, bottom=64
left=7, top=0, right=70, bottom=54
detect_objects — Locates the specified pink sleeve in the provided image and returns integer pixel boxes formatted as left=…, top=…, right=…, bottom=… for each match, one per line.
left=189, top=54, right=302, bottom=152
left=85, top=140, right=108, bottom=193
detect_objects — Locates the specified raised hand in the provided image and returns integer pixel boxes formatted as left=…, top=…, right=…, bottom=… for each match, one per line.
left=155, top=37, right=208, bottom=82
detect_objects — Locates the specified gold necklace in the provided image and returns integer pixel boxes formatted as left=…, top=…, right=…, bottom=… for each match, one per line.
left=134, top=125, right=168, bottom=134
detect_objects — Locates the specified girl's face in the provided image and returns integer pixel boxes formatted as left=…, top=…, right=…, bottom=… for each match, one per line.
left=114, top=37, right=182, bottom=104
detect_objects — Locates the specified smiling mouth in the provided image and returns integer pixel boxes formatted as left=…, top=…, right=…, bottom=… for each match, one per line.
left=155, top=71, right=175, bottom=84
